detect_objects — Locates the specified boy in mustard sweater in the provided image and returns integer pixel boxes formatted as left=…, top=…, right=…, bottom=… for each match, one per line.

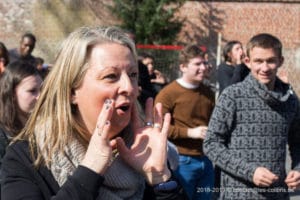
left=155, top=44, right=215, bottom=200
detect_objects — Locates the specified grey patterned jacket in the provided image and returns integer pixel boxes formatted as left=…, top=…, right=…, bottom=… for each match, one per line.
left=204, top=74, right=300, bottom=200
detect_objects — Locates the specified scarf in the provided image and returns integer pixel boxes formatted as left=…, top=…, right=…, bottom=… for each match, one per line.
left=36, top=127, right=145, bottom=200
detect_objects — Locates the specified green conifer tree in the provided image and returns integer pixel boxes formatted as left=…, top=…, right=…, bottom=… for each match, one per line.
left=109, top=0, right=183, bottom=44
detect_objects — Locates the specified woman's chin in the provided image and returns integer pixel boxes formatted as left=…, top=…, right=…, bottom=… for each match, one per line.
left=109, top=119, right=130, bottom=138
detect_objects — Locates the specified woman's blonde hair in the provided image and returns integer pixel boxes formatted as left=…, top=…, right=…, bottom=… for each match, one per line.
left=14, top=26, right=137, bottom=167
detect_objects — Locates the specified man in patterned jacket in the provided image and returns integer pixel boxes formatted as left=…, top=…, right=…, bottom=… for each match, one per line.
left=204, top=33, right=300, bottom=200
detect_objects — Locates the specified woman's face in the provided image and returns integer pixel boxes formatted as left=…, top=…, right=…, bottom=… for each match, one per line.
left=15, top=74, right=43, bottom=115
left=229, top=43, right=244, bottom=64
left=73, top=43, right=139, bottom=138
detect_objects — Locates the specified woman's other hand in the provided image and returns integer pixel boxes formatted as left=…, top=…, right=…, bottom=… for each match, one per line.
left=117, top=98, right=171, bottom=185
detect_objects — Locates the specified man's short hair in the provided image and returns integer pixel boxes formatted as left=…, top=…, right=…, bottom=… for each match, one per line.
left=21, top=32, right=36, bottom=43
left=246, top=33, right=282, bottom=58
left=179, top=44, right=205, bottom=65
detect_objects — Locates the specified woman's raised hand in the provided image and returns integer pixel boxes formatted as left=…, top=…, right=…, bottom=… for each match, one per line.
left=116, top=98, right=171, bottom=185
left=81, top=99, right=115, bottom=175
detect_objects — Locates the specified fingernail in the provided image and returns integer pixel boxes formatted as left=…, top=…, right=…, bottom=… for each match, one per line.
left=105, top=99, right=112, bottom=110
left=105, top=99, right=112, bottom=104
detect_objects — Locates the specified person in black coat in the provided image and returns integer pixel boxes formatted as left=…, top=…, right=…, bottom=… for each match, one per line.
left=137, top=60, right=157, bottom=110
left=217, top=40, right=247, bottom=95
left=1, top=26, right=185, bottom=200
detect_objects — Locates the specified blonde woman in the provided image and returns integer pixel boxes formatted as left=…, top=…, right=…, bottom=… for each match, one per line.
left=1, top=26, right=182, bottom=200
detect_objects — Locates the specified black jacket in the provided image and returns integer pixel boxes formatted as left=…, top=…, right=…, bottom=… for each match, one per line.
left=1, top=141, right=185, bottom=200
left=217, top=62, right=235, bottom=94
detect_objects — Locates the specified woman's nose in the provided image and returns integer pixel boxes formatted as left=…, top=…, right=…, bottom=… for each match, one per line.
left=119, top=74, right=135, bottom=96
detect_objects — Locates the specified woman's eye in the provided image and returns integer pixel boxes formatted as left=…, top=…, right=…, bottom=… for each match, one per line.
left=104, top=73, right=118, bottom=80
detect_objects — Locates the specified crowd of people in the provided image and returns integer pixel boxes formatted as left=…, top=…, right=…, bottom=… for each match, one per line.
left=0, top=26, right=299, bottom=200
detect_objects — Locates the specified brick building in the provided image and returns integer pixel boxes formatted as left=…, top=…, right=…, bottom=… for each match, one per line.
left=0, top=0, right=299, bottom=93
left=175, top=1, right=300, bottom=90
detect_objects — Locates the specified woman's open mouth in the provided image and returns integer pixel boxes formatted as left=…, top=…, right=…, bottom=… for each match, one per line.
left=118, top=105, right=130, bottom=112
left=115, top=102, right=131, bottom=115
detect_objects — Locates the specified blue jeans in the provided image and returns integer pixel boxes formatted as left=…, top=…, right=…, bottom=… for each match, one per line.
left=174, top=155, right=214, bottom=200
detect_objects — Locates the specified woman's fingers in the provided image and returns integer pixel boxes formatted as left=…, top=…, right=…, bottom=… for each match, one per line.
left=153, top=102, right=163, bottom=129
left=94, top=99, right=114, bottom=139
left=144, top=98, right=154, bottom=126
left=81, top=99, right=114, bottom=174
left=161, top=113, right=171, bottom=137
left=115, top=137, right=129, bottom=157
left=97, top=120, right=111, bottom=139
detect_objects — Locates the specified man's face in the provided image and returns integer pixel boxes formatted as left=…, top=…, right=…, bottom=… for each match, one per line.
left=245, top=47, right=283, bottom=90
left=180, top=56, right=209, bottom=85
left=20, top=37, right=35, bottom=57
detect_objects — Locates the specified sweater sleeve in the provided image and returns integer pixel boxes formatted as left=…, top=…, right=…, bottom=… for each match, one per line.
left=1, top=142, right=104, bottom=200
left=203, top=91, right=259, bottom=183
left=288, top=97, right=300, bottom=171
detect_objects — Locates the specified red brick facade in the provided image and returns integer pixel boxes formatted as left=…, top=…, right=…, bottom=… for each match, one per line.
left=174, top=1, right=300, bottom=94
left=0, top=0, right=299, bottom=93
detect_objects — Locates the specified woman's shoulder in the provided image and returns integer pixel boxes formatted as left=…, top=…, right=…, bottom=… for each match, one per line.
left=8, top=139, right=29, bottom=149
left=5, top=140, right=32, bottom=161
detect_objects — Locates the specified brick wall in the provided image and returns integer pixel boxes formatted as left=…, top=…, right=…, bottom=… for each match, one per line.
left=175, top=1, right=300, bottom=94
left=0, top=0, right=299, bottom=94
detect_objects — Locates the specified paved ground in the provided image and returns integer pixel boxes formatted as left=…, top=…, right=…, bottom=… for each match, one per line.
left=286, top=147, right=300, bottom=200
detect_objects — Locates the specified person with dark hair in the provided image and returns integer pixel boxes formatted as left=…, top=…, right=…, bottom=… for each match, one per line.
left=0, top=60, right=43, bottom=198
left=204, top=33, right=300, bottom=199
left=35, top=57, right=50, bottom=79
left=0, top=60, right=42, bottom=153
left=137, top=59, right=157, bottom=110
left=217, top=40, right=245, bottom=94
left=9, top=32, right=37, bottom=66
left=140, top=53, right=168, bottom=94
left=0, top=42, right=9, bottom=74
left=155, top=44, right=215, bottom=200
